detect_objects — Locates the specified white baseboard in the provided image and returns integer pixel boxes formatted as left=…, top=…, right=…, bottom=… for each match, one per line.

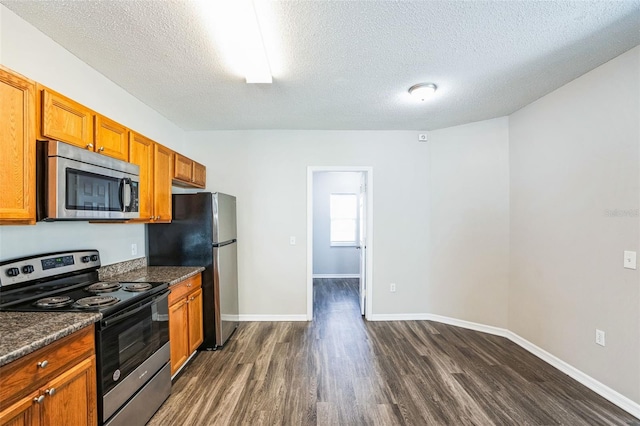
left=238, top=314, right=308, bottom=322
left=505, top=330, right=640, bottom=419
left=312, top=274, right=360, bottom=279
left=367, top=313, right=431, bottom=321
left=367, top=312, right=640, bottom=419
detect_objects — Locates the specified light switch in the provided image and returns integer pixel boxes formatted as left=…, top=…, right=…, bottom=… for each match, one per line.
left=624, top=251, right=636, bottom=270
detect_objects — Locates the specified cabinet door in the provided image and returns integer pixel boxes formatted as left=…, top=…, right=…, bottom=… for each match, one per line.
left=169, top=299, right=189, bottom=376
left=0, top=390, right=40, bottom=426
left=192, top=161, right=206, bottom=188
left=94, top=115, right=128, bottom=161
left=0, top=68, right=36, bottom=224
left=41, top=356, right=97, bottom=426
left=153, top=144, right=172, bottom=223
left=41, top=89, right=93, bottom=148
left=173, top=153, right=192, bottom=183
left=129, top=132, right=154, bottom=222
left=187, top=287, right=204, bottom=353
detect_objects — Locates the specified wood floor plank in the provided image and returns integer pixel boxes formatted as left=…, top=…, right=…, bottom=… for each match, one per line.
left=148, top=278, right=639, bottom=425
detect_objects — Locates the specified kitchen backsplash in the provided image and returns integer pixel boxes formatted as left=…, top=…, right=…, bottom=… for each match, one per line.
left=99, top=257, right=147, bottom=280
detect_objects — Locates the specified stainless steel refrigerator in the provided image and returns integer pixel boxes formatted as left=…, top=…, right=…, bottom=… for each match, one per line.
left=147, top=192, right=239, bottom=350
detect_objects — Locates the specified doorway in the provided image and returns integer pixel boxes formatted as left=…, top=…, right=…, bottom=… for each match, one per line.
left=306, top=167, right=373, bottom=320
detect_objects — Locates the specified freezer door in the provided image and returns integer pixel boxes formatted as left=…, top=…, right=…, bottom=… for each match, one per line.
left=214, top=241, right=239, bottom=346
left=213, top=193, right=237, bottom=244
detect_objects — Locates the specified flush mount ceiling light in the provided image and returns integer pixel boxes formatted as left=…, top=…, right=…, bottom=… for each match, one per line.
left=408, top=83, right=438, bottom=101
left=197, top=0, right=273, bottom=84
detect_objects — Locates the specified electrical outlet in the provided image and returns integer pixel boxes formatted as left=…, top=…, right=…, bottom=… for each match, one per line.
left=418, top=133, right=427, bottom=142
left=131, top=243, right=137, bottom=256
left=289, top=236, right=296, bottom=246
left=624, top=251, right=636, bottom=269
left=390, top=283, right=396, bottom=292
left=595, top=329, right=606, bottom=346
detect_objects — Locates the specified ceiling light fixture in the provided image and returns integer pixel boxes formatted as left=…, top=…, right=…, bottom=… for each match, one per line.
left=197, top=1, right=273, bottom=84
left=408, top=83, right=437, bottom=101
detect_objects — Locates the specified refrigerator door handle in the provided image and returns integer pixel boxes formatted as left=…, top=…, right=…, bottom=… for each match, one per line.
left=213, top=239, right=237, bottom=248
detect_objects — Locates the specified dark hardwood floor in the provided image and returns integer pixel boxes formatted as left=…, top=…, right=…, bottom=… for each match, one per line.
left=148, top=278, right=639, bottom=425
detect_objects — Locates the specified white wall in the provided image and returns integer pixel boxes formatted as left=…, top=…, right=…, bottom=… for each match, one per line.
left=428, top=117, right=510, bottom=327
left=0, top=5, right=186, bottom=265
left=183, top=124, right=510, bottom=322
left=313, top=172, right=361, bottom=275
left=509, top=46, right=640, bottom=402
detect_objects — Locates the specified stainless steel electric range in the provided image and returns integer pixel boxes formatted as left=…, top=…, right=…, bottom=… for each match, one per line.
left=0, top=250, right=171, bottom=426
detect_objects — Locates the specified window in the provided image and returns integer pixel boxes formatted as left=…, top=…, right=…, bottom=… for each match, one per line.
left=330, top=193, right=358, bottom=246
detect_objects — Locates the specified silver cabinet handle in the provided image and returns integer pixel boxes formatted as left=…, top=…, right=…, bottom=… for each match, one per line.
left=150, top=216, right=154, bottom=220
left=86, top=143, right=94, bottom=149
left=34, top=395, right=45, bottom=404
left=45, top=388, right=56, bottom=396
left=37, top=360, right=48, bottom=368
left=156, top=216, right=160, bottom=220
left=98, top=146, right=105, bottom=152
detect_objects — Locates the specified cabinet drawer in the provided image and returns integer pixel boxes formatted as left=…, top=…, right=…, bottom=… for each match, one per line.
left=168, top=274, right=202, bottom=306
left=0, top=325, right=94, bottom=410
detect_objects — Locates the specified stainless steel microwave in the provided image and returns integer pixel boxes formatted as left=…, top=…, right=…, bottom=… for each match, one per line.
left=37, top=141, right=140, bottom=221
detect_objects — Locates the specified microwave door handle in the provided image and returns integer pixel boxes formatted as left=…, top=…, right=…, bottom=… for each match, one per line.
left=118, top=178, right=125, bottom=212
left=123, top=178, right=132, bottom=211
left=118, top=178, right=132, bottom=212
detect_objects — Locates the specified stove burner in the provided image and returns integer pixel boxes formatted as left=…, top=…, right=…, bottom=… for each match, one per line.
left=124, top=283, right=152, bottom=292
left=86, top=282, right=122, bottom=293
left=34, top=296, right=74, bottom=309
left=76, top=295, right=119, bottom=308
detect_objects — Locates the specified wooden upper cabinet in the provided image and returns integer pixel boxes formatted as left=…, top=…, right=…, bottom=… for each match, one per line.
left=128, top=132, right=154, bottom=222
left=41, top=87, right=93, bottom=148
left=174, top=153, right=192, bottom=182
left=153, top=144, right=173, bottom=223
left=173, top=153, right=206, bottom=189
left=94, top=114, right=128, bottom=161
left=0, top=67, right=36, bottom=225
left=192, top=161, right=206, bottom=188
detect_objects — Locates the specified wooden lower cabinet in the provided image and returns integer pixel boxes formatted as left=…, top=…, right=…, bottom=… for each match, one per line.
left=169, top=298, right=189, bottom=375
left=168, top=274, right=204, bottom=376
left=187, top=287, right=204, bottom=354
left=0, top=326, right=97, bottom=426
left=0, top=391, right=40, bottom=426
left=41, top=356, right=96, bottom=426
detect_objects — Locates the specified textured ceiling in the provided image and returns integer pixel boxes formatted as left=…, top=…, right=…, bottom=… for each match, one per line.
left=2, top=0, right=639, bottom=131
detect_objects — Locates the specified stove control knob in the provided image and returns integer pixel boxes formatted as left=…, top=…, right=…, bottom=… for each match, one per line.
left=6, top=267, right=19, bottom=277
left=81, top=256, right=91, bottom=263
left=22, top=265, right=34, bottom=274
left=90, top=255, right=99, bottom=262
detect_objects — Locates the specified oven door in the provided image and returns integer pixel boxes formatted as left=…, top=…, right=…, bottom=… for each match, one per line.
left=97, top=290, right=169, bottom=397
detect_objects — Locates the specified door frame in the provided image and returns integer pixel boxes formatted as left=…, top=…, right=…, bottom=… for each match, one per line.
left=306, top=166, right=374, bottom=320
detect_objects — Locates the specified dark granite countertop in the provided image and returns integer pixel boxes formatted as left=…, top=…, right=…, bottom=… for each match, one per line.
left=106, top=266, right=205, bottom=287
left=0, top=312, right=101, bottom=367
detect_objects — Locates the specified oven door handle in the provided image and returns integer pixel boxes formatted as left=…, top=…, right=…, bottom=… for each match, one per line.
left=102, top=290, right=169, bottom=329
